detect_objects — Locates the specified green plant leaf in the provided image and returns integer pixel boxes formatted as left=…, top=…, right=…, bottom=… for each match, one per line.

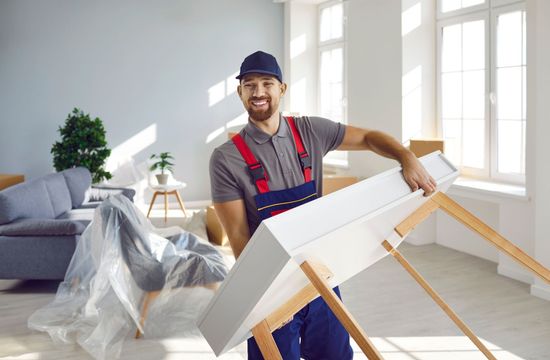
left=51, top=108, right=112, bottom=183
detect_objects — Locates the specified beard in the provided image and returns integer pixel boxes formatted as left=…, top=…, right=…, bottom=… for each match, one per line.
left=246, top=97, right=277, bottom=122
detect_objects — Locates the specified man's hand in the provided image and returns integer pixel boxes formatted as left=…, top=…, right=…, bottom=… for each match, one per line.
left=400, top=152, right=437, bottom=196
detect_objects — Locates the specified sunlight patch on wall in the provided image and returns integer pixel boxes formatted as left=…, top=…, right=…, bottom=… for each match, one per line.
left=290, top=34, right=307, bottom=59
left=108, top=123, right=157, bottom=167
left=105, top=123, right=157, bottom=184
left=226, top=112, right=248, bottom=129
left=226, top=71, right=239, bottom=96
left=209, top=71, right=241, bottom=107
left=205, top=112, right=248, bottom=144
left=208, top=80, right=226, bottom=107
left=402, top=2, right=422, bottom=37
left=206, top=126, right=225, bottom=144
left=290, top=78, right=306, bottom=115
left=402, top=66, right=422, bottom=143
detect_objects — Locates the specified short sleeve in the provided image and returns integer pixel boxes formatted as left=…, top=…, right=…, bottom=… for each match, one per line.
left=209, top=149, right=243, bottom=203
left=306, top=116, right=346, bottom=155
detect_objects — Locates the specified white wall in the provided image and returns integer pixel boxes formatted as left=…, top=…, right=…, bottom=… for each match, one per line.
left=284, top=2, right=318, bottom=116
left=0, top=0, right=283, bottom=203
left=347, top=0, right=403, bottom=178
left=402, top=0, right=437, bottom=141
left=529, top=0, right=550, bottom=300
left=437, top=192, right=500, bottom=263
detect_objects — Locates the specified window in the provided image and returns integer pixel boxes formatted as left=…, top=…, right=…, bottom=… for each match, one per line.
left=318, top=1, right=347, bottom=166
left=440, top=0, right=486, bottom=14
left=493, top=8, right=527, bottom=180
left=437, top=1, right=526, bottom=183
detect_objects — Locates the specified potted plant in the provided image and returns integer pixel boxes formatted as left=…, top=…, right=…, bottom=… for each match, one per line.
left=51, top=108, right=112, bottom=184
left=149, top=152, right=174, bottom=185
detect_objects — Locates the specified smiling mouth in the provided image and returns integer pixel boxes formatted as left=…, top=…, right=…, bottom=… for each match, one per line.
left=250, top=99, right=269, bottom=107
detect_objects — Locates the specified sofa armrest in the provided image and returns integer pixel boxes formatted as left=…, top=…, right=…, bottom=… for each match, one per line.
left=88, top=185, right=136, bottom=203
left=0, top=219, right=86, bottom=236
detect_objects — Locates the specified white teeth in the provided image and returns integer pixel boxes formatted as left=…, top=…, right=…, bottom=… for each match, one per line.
left=252, top=100, right=267, bottom=106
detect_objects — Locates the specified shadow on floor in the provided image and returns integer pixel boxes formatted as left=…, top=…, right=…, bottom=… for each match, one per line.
left=0, top=279, right=61, bottom=294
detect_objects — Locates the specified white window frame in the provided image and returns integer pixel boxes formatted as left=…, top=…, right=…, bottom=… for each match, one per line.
left=490, top=2, right=526, bottom=183
left=436, top=0, right=526, bottom=184
left=318, top=0, right=348, bottom=167
left=437, top=12, right=491, bottom=179
left=437, top=0, right=489, bottom=20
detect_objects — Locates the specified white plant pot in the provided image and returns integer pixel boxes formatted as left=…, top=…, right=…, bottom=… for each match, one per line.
left=156, top=174, right=169, bottom=185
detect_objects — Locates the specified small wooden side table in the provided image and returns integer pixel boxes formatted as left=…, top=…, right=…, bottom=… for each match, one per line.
left=146, top=183, right=188, bottom=222
left=0, top=174, right=25, bottom=191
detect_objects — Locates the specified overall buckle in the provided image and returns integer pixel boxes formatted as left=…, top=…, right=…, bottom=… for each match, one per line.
left=299, top=152, right=312, bottom=170
left=248, top=162, right=266, bottom=182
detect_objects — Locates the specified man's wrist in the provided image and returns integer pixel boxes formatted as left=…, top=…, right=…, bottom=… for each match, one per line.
left=397, top=148, right=416, bottom=165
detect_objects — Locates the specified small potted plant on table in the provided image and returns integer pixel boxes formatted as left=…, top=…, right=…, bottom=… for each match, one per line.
left=149, top=152, right=174, bottom=185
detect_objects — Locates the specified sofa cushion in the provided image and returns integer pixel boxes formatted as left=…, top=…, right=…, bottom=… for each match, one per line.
left=0, top=219, right=86, bottom=236
left=0, top=179, right=55, bottom=224
left=43, top=173, right=72, bottom=217
left=0, top=235, right=77, bottom=279
left=61, top=167, right=92, bottom=208
left=56, top=207, right=96, bottom=228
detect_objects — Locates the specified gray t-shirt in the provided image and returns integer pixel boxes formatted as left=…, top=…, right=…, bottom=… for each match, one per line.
left=209, top=114, right=346, bottom=235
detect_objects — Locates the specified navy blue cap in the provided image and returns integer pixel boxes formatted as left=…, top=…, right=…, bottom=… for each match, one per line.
left=236, top=51, right=283, bottom=83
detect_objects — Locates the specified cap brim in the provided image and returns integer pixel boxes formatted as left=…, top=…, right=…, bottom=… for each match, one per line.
left=236, top=70, right=281, bottom=82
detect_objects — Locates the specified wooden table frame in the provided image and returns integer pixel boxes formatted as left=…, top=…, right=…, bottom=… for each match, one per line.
left=0, top=174, right=24, bottom=190
left=250, top=191, right=550, bottom=360
left=146, top=189, right=187, bottom=223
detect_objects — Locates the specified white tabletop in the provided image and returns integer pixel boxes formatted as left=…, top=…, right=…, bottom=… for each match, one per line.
left=198, top=151, right=459, bottom=356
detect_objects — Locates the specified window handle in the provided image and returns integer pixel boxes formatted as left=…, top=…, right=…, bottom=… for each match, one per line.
left=489, top=92, right=496, bottom=105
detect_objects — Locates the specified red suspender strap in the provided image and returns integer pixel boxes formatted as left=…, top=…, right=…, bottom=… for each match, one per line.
left=286, top=117, right=312, bottom=182
left=231, top=134, right=270, bottom=194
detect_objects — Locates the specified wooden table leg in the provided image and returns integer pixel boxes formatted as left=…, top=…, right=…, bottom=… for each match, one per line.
left=431, top=192, right=550, bottom=283
left=300, top=261, right=383, bottom=360
left=251, top=319, right=283, bottom=360
left=146, top=192, right=159, bottom=218
left=135, top=290, right=161, bottom=339
left=164, top=191, right=168, bottom=223
left=174, top=190, right=188, bottom=217
left=381, top=240, right=496, bottom=360
left=395, top=199, right=440, bottom=237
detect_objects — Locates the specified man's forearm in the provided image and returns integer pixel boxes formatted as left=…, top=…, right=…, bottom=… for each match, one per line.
left=364, top=130, right=415, bottom=164
left=213, top=200, right=251, bottom=260
left=227, top=233, right=250, bottom=260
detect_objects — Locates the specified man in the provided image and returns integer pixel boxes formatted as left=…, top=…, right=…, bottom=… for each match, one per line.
left=209, top=50, right=436, bottom=359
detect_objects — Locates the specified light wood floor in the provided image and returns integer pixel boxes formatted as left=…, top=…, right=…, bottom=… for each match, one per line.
left=1, top=243, right=549, bottom=360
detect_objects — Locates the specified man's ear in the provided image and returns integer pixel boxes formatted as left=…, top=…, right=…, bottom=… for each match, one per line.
left=280, top=82, right=287, bottom=96
left=237, top=84, right=242, bottom=98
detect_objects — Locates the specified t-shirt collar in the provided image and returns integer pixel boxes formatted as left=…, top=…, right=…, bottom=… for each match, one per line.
left=244, top=113, right=289, bottom=144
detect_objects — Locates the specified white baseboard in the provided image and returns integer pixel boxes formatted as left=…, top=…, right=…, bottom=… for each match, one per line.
left=497, top=264, right=533, bottom=285
left=138, top=199, right=212, bottom=210
left=531, top=283, right=550, bottom=301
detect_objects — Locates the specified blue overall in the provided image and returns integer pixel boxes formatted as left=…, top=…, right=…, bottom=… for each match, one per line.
left=232, top=117, right=353, bottom=360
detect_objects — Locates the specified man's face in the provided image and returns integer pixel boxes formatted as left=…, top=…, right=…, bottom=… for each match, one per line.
left=237, top=74, right=287, bottom=122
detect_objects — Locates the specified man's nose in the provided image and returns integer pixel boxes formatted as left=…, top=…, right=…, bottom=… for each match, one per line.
left=253, top=84, right=266, bottom=97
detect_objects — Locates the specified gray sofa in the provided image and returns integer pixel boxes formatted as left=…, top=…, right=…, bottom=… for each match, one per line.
left=0, top=167, right=135, bottom=280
